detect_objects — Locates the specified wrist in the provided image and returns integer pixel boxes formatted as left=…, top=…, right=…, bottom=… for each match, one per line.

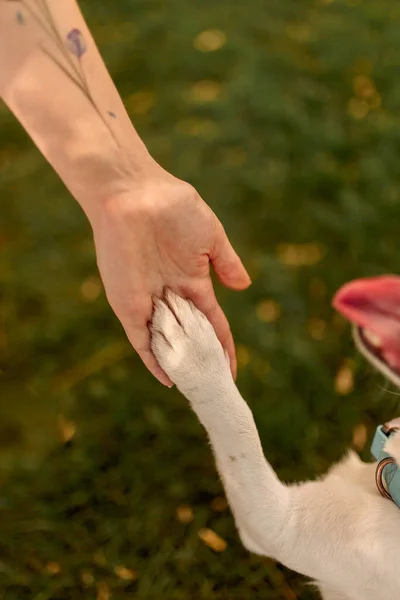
left=88, top=167, right=197, bottom=237
left=72, top=144, right=165, bottom=224
left=84, top=160, right=182, bottom=228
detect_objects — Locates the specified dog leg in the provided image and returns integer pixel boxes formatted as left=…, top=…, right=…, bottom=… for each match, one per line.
left=151, top=291, right=400, bottom=599
left=151, top=291, right=291, bottom=557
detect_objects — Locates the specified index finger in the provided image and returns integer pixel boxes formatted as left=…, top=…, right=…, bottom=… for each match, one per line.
left=117, top=300, right=174, bottom=387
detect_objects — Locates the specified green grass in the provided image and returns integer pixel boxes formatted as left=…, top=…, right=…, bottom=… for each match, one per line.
left=1, top=0, right=400, bottom=597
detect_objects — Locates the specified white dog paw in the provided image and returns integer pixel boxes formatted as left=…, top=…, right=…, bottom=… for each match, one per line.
left=150, top=289, right=230, bottom=394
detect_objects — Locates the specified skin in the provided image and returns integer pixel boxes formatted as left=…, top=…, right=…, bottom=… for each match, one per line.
left=92, top=172, right=251, bottom=385
left=0, top=0, right=251, bottom=386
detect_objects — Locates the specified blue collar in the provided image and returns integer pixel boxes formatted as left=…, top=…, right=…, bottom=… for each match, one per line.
left=371, top=424, right=400, bottom=508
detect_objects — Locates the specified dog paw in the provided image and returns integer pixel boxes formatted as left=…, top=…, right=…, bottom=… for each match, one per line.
left=150, top=289, right=230, bottom=394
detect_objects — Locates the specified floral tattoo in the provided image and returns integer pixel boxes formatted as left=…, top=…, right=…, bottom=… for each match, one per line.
left=4, top=0, right=119, bottom=144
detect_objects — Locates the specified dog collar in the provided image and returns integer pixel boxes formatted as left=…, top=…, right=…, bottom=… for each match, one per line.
left=371, top=422, right=400, bottom=508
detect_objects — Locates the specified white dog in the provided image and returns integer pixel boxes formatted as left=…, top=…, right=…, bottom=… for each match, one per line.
left=150, top=278, right=400, bottom=600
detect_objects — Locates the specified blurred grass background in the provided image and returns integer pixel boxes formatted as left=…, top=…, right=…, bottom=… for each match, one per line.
left=1, top=0, right=400, bottom=597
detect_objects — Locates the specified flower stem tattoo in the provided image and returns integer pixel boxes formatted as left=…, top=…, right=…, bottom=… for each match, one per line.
left=4, top=0, right=119, bottom=145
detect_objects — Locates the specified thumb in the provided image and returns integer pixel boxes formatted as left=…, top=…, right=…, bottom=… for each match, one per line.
left=210, top=221, right=252, bottom=290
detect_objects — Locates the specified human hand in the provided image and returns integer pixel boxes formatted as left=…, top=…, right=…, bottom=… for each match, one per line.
left=90, top=167, right=251, bottom=386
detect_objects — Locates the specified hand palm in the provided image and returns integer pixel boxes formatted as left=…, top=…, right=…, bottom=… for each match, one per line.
left=93, top=179, right=250, bottom=385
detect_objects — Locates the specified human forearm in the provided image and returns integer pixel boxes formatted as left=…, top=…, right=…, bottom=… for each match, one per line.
left=0, top=1, right=250, bottom=386
left=0, top=0, right=157, bottom=221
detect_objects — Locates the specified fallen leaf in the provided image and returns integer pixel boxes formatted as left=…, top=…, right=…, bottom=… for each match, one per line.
left=57, top=415, right=76, bottom=443
left=81, top=275, right=102, bottom=302
left=335, top=362, right=354, bottom=395
left=277, top=243, right=323, bottom=267
left=45, top=561, right=61, bottom=575
left=93, top=551, right=106, bottom=566
left=80, top=570, right=94, bottom=587
left=256, top=300, right=280, bottom=323
left=211, top=496, right=228, bottom=512
left=236, top=344, right=251, bottom=368
left=352, top=423, right=368, bottom=451
left=193, top=30, right=226, bottom=52
left=114, top=565, right=137, bottom=581
left=198, top=528, right=227, bottom=552
left=96, top=581, right=110, bottom=600
left=308, top=318, right=327, bottom=341
left=175, top=504, right=194, bottom=524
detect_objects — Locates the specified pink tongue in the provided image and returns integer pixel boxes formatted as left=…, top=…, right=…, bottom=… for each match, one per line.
left=333, top=275, right=400, bottom=370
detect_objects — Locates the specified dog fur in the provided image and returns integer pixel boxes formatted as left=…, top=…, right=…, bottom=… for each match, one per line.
left=150, top=290, right=400, bottom=600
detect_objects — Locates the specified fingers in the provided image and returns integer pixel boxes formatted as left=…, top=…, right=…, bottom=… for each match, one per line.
left=119, top=299, right=173, bottom=387
left=134, top=340, right=174, bottom=387
left=117, top=287, right=235, bottom=384
left=210, top=221, right=251, bottom=291
left=184, top=282, right=237, bottom=380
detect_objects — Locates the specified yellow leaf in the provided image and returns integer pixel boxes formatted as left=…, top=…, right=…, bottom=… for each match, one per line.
left=96, top=582, right=110, bottom=600
left=45, top=562, right=61, bottom=575
left=126, top=91, right=156, bottom=116
left=277, top=243, right=323, bottom=267
left=211, top=496, right=228, bottom=512
left=352, top=423, right=368, bottom=451
left=335, top=362, right=354, bottom=395
left=347, top=97, right=369, bottom=120
left=352, top=75, right=381, bottom=111
left=308, top=318, right=327, bottom=341
left=198, top=528, right=227, bottom=552
left=177, top=117, right=218, bottom=138
left=367, top=92, right=381, bottom=110
left=80, top=570, right=94, bottom=587
left=236, top=344, right=251, bottom=369
left=93, top=551, right=106, bottom=566
left=81, top=276, right=102, bottom=302
left=114, top=565, right=137, bottom=581
left=175, top=504, right=194, bottom=524
left=189, top=80, right=221, bottom=102
left=193, top=30, right=227, bottom=52
left=57, top=415, right=76, bottom=443
left=256, top=300, right=280, bottom=323
left=353, top=75, right=376, bottom=98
